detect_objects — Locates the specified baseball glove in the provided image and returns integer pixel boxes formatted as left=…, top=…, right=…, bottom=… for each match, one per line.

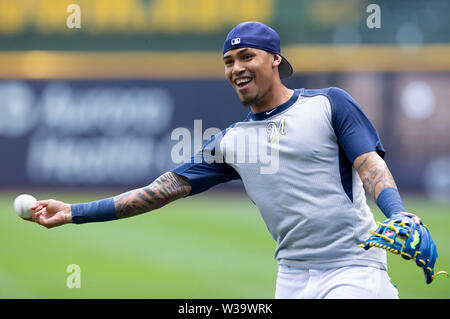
left=360, top=212, right=448, bottom=284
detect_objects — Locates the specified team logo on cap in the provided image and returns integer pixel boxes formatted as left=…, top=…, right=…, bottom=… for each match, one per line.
left=231, top=38, right=241, bottom=45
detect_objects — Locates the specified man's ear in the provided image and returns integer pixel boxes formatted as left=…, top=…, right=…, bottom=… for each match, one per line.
left=273, top=54, right=282, bottom=68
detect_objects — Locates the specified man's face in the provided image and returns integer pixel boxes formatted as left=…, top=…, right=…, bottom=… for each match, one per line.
left=223, top=48, right=280, bottom=106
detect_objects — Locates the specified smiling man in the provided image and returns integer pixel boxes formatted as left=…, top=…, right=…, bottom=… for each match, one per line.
left=28, top=21, right=443, bottom=299
left=222, top=25, right=294, bottom=111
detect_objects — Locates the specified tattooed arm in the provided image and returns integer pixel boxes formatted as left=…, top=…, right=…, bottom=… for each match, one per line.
left=353, top=152, right=421, bottom=225
left=353, top=151, right=397, bottom=203
left=28, top=172, right=191, bottom=228
left=114, top=172, right=191, bottom=219
left=353, top=151, right=413, bottom=220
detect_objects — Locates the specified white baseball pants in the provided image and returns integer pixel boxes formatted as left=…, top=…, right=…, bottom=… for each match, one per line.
left=275, top=264, right=399, bottom=299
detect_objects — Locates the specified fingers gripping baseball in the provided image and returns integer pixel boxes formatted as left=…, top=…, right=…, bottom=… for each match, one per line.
left=30, top=199, right=72, bottom=228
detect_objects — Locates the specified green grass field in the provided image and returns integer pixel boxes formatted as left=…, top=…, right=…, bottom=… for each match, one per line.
left=0, top=191, right=449, bottom=299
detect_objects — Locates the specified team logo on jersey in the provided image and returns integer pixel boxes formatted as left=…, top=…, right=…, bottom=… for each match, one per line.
left=267, top=118, right=286, bottom=143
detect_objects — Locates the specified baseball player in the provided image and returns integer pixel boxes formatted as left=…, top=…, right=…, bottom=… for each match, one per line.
left=28, top=22, right=445, bottom=298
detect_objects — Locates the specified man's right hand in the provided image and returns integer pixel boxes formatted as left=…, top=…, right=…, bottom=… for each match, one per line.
left=23, top=172, right=191, bottom=227
left=27, top=199, right=72, bottom=229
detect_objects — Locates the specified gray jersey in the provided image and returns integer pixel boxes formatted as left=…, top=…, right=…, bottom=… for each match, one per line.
left=173, top=87, right=387, bottom=270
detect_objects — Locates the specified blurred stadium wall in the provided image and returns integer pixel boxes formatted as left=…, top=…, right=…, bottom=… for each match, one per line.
left=0, top=0, right=449, bottom=202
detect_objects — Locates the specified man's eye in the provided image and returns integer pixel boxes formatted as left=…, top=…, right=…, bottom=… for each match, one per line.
left=244, top=55, right=253, bottom=60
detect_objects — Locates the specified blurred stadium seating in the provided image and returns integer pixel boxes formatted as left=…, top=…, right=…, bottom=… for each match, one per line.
left=0, top=0, right=449, bottom=299
left=0, top=0, right=449, bottom=200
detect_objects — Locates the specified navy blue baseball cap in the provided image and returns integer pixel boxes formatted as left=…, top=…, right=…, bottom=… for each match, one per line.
left=223, top=21, right=293, bottom=78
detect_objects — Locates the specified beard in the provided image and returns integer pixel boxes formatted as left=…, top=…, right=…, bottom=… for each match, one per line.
left=240, top=93, right=259, bottom=107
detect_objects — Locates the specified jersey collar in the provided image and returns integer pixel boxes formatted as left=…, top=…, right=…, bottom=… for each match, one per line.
left=245, top=89, right=301, bottom=121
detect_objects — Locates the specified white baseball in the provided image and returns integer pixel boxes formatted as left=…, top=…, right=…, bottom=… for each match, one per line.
left=14, top=194, right=37, bottom=219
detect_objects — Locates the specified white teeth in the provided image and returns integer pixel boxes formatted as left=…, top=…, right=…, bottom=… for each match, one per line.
left=235, top=78, right=251, bottom=85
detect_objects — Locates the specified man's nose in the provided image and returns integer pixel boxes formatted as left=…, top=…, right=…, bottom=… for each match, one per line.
left=232, top=60, right=246, bottom=75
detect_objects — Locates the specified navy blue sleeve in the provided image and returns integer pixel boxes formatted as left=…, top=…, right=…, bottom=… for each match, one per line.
left=328, top=87, right=385, bottom=163
left=171, top=132, right=241, bottom=196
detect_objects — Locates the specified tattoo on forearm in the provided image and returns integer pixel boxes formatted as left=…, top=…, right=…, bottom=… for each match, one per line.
left=355, top=153, right=370, bottom=171
left=355, top=152, right=397, bottom=202
left=114, top=172, right=191, bottom=219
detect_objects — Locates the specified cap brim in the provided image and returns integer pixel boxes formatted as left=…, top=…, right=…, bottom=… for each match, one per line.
left=279, top=55, right=293, bottom=79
